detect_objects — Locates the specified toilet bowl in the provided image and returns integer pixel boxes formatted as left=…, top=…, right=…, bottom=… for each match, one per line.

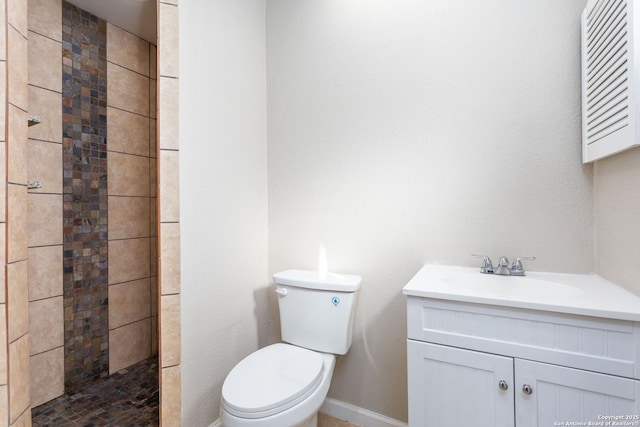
left=220, top=270, right=361, bottom=427
left=220, top=343, right=336, bottom=427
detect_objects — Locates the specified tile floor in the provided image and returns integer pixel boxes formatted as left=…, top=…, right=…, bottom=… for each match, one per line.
left=31, top=356, right=358, bottom=427
left=318, top=413, right=359, bottom=427
left=32, top=357, right=158, bottom=426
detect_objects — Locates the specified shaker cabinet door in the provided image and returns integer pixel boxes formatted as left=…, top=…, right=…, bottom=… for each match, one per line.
left=515, top=359, right=640, bottom=427
left=408, top=340, right=514, bottom=427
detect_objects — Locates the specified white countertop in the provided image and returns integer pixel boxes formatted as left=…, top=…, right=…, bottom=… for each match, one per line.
left=402, top=264, right=640, bottom=322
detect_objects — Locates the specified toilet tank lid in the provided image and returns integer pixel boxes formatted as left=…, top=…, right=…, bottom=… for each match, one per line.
left=273, top=270, right=361, bottom=292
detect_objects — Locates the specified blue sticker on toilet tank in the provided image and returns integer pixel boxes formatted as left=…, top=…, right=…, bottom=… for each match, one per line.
left=331, top=296, right=340, bottom=306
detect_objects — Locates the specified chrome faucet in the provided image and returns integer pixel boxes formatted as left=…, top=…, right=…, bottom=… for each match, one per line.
left=495, top=256, right=511, bottom=275
left=509, top=257, right=536, bottom=276
left=471, top=254, right=494, bottom=274
left=472, top=255, right=535, bottom=276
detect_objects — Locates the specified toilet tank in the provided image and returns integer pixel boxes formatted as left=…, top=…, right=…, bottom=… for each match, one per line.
left=273, top=270, right=361, bottom=355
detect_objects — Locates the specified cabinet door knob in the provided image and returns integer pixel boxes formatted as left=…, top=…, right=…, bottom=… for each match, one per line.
left=522, top=384, right=533, bottom=395
left=498, top=380, right=509, bottom=390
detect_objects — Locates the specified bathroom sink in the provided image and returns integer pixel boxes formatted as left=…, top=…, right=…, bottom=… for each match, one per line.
left=441, top=274, right=584, bottom=301
left=402, top=264, right=640, bottom=321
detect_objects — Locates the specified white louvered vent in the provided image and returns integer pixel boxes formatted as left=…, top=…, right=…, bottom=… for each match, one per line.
left=582, top=0, right=639, bottom=162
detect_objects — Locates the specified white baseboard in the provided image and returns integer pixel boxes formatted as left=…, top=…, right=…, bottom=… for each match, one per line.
left=211, top=398, right=407, bottom=427
left=320, top=398, right=407, bottom=427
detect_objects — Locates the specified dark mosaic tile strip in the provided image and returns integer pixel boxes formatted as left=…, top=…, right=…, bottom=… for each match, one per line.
left=32, top=357, right=159, bottom=427
left=62, top=0, right=109, bottom=393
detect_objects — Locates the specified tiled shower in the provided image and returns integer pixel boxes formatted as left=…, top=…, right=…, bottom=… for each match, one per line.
left=61, top=1, right=158, bottom=393
left=61, top=3, right=110, bottom=392
left=0, top=0, right=181, bottom=425
left=30, top=0, right=157, bottom=409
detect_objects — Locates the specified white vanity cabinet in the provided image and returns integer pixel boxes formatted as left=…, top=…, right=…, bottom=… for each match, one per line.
left=408, top=340, right=514, bottom=426
left=515, top=359, right=640, bottom=426
left=406, top=296, right=640, bottom=427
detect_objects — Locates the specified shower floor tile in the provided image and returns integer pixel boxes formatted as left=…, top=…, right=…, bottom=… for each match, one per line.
left=32, top=357, right=159, bottom=426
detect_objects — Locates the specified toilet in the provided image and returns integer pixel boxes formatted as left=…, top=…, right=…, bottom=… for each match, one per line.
left=220, top=269, right=361, bottom=427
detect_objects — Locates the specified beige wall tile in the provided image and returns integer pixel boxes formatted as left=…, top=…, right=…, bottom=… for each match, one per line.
left=158, top=3, right=179, bottom=78
left=28, top=140, right=62, bottom=194
left=7, top=104, right=27, bottom=185
left=28, top=0, right=62, bottom=41
left=7, top=0, right=27, bottom=38
left=0, top=385, right=7, bottom=427
left=107, top=107, right=149, bottom=157
left=8, top=335, right=29, bottom=423
left=160, top=294, right=180, bottom=367
left=109, top=196, right=150, bottom=240
left=0, top=305, right=6, bottom=383
left=11, top=409, right=32, bottom=427
left=158, top=77, right=178, bottom=150
left=28, top=245, right=63, bottom=301
left=108, top=278, right=150, bottom=329
left=28, top=86, right=62, bottom=143
left=109, top=319, right=151, bottom=374
left=159, top=223, right=180, bottom=295
left=160, top=150, right=179, bottom=222
left=28, top=193, right=63, bottom=247
left=107, top=62, right=149, bottom=116
left=0, top=142, right=5, bottom=223
left=107, top=23, right=149, bottom=77
left=150, top=118, right=157, bottom=158
left=150, top=78, right=157, bottom=119
left=30, top=347, right=64, bottom=407
left=150, top=195, right=157, bottom=234
left=28, top=30, right=62, bottom=91
left=150, top=44, right=157, bottom=80
left=160, top=365, right=181, bottom=427
left=108, top=238, right=151, bottom=284
left=150, top=277, right=158, bottom=317
left=0, top=229, right=5, bottom=304
left=29, top=296, right=63, bottom=355
left=108, top=152, right=150, bottom=197
left=150, top=157, right=157, bottom=199
left=150, top=236, right=158, bottom=277
left=0, top=64, right=6, bottom=139
left=151, top=315, right=158, bottom=355
left=0, top=1, right=6, bottom=61
left=7, top=260, right=29, bottom=343
left=7, top=184, right=28, bottom=263
left=7, top=27, right=28, bottom=111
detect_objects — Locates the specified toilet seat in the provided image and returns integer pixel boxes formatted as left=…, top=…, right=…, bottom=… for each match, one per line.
left=221, top=343, right=324, bottom=419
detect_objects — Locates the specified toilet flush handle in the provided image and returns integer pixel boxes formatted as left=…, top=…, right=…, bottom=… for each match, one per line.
left=275, top=287, right=288, bottom=296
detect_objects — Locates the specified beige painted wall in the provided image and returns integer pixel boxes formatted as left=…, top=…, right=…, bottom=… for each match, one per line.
left=178, top=0, right=611, bottom=426
left=266, top=0, right=592, bottom=422
left=594, top=148, right=640, bottom=296
left=179, top=1, right=269, bottom=426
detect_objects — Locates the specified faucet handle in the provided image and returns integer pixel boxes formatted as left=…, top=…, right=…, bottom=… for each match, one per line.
left=472, top=254, right=494, bottom=274
left=495, top=256, right=511, bottom=275
left=511, top=257, right=536, bottom=276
